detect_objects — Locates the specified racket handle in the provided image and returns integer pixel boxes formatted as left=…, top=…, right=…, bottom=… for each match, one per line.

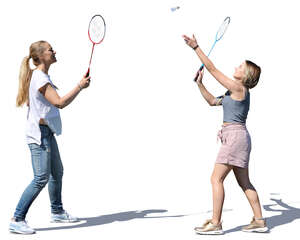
left=193, top=64, right=204, bottom=81
left=85, top=68, right=90, bottom=78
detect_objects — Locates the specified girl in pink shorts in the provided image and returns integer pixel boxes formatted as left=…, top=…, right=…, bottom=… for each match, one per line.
left=183, top=34, right=268, bottom=234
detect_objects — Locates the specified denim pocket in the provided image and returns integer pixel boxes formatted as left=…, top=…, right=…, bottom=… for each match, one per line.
left=28, top=143, right=40, bottom=151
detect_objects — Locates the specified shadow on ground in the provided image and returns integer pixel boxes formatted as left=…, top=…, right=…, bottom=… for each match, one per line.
left=35, top=209, right=185, bottom=232
left=224, top=198, right=300, bottom=234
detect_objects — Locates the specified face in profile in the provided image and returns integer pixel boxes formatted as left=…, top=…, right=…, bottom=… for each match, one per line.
left=40, top=42, right=57, bottom=65
left=233, top=62, right=246, bottom=81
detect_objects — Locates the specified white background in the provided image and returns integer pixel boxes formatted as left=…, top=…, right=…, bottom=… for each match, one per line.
left=0, top=0, right=299, bottom=239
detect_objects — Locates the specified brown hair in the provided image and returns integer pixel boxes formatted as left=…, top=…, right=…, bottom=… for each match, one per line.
left=16, top=40, right=47, bottom=107
left=243, top=60, right=261, bottom=89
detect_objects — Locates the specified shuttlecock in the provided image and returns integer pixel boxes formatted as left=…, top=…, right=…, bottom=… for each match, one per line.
left=171, top=6, right=180, bottom=12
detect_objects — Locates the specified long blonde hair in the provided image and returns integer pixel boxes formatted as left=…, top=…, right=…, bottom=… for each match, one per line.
left=16, top=40, right=47, bottom=107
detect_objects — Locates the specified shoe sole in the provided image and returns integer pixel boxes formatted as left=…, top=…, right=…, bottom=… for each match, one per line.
left=9, top=228, right=35, bottom=235
left=195, top=229, right=224, bottom=235
left=242, top=227, right=269, bottom=233
left=51, top=219, right=79, bottom=223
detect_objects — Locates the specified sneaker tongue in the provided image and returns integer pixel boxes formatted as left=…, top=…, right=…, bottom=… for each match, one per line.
left=203, top=219, right=212, bottom=227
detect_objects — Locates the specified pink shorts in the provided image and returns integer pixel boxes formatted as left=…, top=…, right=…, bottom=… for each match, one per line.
left=216, top=123, right=251, bottom=168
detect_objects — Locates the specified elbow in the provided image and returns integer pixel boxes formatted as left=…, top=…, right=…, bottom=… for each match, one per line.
left=54, top=104, right=64, bottom=109
left=54, top=100, right=65, bottom=109
left=208, top=98, right=216, bottom=106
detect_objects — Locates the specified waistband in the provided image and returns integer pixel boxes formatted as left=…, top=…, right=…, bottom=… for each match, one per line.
left=221, top=123, right=247, bottom=132
left=39, top=124, right=49, bottom=128
left=217, top=123, right=247, bottom=143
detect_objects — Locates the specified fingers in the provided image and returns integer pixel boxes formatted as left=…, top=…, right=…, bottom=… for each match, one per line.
left=79, top=75, right=91, bottom=89
left=85, top=77, right=91, bottom=86
left=194, top=68, right=204, bottom=84
left=182, top=35, right=191, bottom=44
left=82, top=75, right=91, bottom=82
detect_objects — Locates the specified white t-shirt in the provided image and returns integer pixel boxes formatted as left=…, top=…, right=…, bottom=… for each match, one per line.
left=26, top=69, right=62, bottom=145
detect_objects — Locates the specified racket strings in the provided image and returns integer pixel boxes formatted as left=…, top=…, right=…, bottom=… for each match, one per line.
left=216, top=17, right=230, bottom=41
left=89, top=16, right=105, bottom=44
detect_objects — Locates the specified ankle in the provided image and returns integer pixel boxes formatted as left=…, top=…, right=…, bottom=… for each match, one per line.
left=254, top=217, right=265, bottom=223
left=211, top=219, right=221, bottom=225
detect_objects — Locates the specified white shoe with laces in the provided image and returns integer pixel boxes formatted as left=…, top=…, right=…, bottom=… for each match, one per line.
left=9, top=219, right=36, bottom=234
left=51, top=211, right=79, bottom=223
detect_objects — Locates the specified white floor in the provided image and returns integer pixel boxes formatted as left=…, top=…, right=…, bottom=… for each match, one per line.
left=2, top=175, right=300, bottom=240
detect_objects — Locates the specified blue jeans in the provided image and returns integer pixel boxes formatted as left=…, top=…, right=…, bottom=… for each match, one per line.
left=14, top=125, right=64, bottom=221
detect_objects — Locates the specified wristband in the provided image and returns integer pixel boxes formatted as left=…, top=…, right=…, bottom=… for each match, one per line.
left=77, top=83, right=82, bottom=91
left=193, top=45, right=199, bottom=50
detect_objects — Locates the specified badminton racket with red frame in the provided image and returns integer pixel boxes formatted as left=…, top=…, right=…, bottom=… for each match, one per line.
left=86, top=14, right=106, bottom=77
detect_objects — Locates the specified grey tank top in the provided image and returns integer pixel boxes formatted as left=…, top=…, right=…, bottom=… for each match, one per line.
left=217, top=89, right=250, bottom=123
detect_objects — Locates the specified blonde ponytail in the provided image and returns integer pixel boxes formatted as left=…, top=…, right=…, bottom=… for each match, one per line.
left=16, top=56, right=32, bottom=107
left=16, top=40, right=47, bottom=107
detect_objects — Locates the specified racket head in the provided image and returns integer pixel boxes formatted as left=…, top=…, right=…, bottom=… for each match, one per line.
left=216, top=17, right=230, bottom=41
left=88, top=14, right=106, bottom=44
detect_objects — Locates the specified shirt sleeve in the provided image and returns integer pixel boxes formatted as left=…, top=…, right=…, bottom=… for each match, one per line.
left=32, top=71, right=51, bottom=93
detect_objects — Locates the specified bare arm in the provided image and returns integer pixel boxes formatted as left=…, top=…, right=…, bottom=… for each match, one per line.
left=39, top=75, right=90, bottom=109
left=183, top=34, right=243, bottom=93
left=197, top=83, right=219, bottom=106
left=195, top=70, right=219, bottom=106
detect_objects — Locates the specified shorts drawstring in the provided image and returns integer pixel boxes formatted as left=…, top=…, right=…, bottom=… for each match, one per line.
left=217, top=129, right=225, bottom=144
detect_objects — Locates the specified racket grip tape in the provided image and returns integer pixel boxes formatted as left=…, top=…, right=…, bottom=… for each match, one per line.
left=85, top=69, right=90, bottom=78
left=193, top=65, right=204, bottom=81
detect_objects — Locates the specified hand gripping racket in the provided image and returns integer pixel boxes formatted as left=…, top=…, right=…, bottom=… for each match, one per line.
left=86, top=14, right=106, bottom=77
left=194, top=17, right=230, bottom=81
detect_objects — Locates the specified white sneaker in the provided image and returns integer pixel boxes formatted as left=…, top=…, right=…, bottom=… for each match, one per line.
left=9, top=220, right=36, bottom=234
left=51, top=211, right=78, bottom=223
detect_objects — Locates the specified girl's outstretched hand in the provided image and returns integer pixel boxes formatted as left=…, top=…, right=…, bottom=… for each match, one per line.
left=182, top=34, right=198, bottom=49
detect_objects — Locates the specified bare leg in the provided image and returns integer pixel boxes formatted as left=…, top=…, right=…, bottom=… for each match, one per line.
left=233, top=167, right=263, bottom=220
left=210, top=163, right=233, bottom=224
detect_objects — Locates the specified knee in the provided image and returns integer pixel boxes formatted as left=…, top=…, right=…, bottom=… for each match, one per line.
left=237, top=180, right=254, bottom=191
left=210, top=175, right=223, bottom=185
left=52, top=167, right=64, bottom=180
left=33, top=174, right=50, bottom=189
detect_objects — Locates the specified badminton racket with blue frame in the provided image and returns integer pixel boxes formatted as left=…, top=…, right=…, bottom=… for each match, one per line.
left=194, top=17, right=230, bottom=81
